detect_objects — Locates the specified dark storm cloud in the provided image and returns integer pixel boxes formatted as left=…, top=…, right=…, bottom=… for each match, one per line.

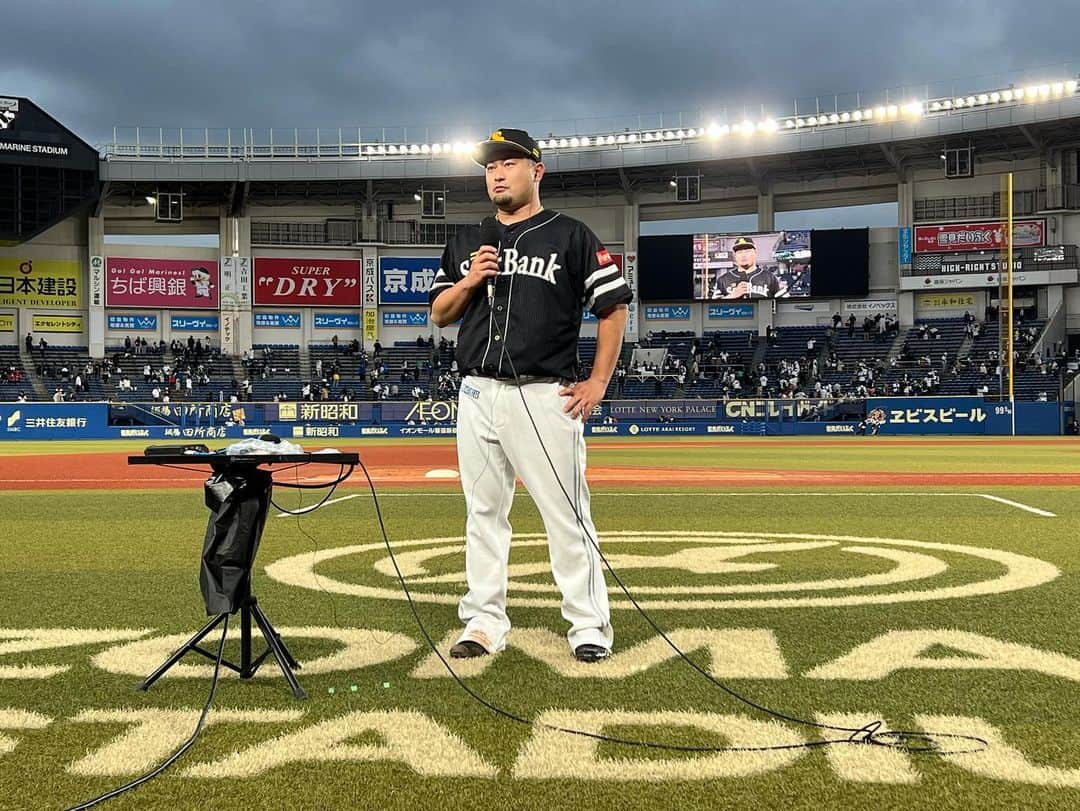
left=2, top=0, right=1077, bottom=146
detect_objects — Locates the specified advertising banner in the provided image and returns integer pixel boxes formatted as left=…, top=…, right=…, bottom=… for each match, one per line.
left=866, top=397, right=1002, bottom=435
left=379, top=257, right=439, bottom=304
left=314, top=313, right=360, bottom=329
left=913, top=253, right=1024, bottom=275
left=842, top=300, right=897, bottom=315
left=363, top=310, right=377, bottom=342
left=708, top=303, right=755, bottom=319
left=0, top=403, right=106, bottom=435
left=0, top=314, right=13, bottom=332
left=362, top=252, right=378, bottom=307
left=914, top=220, right=1045, bottom=253
left=918, top=293, right=978, bottom=309
left=900, top=268, right=1077, bottom=291
left=107, top=314, right=158, bottom=331
left=106, top=258, right=219, bottom=309
left=382, top=311, right=428, bottom=327
left=221, top=256, right=252, bottom=307
left=89, top=256, right=104, bottom=307
left=898, top=227, right=913, bottom=265
left=0, top=258, right=83, bottom=309
left=644, top=305, right=690, bottom=320
left=254, top=258, right=360, bottom=307
left=170, top=315, right=219, bottom=331
left=32, top=314, right=83, bottom=333
left=254, top=312, right=301, bottom=328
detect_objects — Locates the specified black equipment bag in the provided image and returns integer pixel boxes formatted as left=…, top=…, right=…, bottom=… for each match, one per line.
left=199, top=467, right=272, bottom=615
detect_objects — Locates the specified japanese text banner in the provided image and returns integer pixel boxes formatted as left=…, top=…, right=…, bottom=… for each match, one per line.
left=0, top=258, right=83, bottom=309
left=106, top=258, right=219, bottom=309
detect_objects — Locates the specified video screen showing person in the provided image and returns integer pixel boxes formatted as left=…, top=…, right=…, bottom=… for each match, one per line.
left=692, top=230, right=811, bottom=299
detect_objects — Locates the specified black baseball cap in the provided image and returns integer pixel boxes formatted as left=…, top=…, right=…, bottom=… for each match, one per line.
left=731, top=236, right=757, bottom=252
left=473, top=128, right=542, bottom=166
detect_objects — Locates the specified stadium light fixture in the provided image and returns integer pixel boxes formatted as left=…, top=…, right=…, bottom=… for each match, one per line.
left=413, top=192, right=422, bottom=202
left=347, top=72, right=1079, bottom=160
left=145, top=195, right=157, bottom=205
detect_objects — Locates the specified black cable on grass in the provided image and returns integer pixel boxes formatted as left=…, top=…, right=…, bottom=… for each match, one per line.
left=280, top=465, right=396, bottom=646
left=65, top=617, right=230, bottom=811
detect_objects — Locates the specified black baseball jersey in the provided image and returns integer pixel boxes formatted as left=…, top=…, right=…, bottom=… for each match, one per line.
left=712, top=266, right=786, bottom=299
left=429, top=210, right=632, bottom=380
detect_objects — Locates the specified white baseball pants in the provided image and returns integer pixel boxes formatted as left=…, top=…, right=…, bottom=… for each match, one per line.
left=454, top=374, right=613, bottom=653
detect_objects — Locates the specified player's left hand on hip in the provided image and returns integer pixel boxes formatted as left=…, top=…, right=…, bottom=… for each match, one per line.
left=560, top=378, right=605, bottom=421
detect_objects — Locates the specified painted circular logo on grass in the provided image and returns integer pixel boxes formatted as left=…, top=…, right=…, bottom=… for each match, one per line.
left=264, top=531, right=1059, bottom=610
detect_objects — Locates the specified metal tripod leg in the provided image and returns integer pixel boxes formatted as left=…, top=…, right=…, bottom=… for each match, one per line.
left=250, top=601, right=301, bottom=671
left=249, top=602, right=307, bottom=700
left=137, top=612, right=228, bottom=692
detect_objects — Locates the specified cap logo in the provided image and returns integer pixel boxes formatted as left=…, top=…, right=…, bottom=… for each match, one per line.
left=490, top=130, right=506, bottom=141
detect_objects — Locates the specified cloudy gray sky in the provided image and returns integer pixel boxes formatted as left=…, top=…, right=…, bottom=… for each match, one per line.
left=4, top=0, right=1078, bottom=149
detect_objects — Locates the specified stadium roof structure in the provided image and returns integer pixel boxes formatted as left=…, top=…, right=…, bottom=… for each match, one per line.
left=96, top=74, right=1080, bottom=212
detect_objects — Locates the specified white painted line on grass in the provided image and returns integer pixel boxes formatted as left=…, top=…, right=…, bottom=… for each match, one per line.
left=274, top=493, right=362, bottom=517
left=974, top=494, right=1056, bottom=517
left=303, top=490, right=1056, bottom=517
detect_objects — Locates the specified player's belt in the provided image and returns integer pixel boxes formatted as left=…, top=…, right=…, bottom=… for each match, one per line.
left=468, top=369, right=568, bottom=385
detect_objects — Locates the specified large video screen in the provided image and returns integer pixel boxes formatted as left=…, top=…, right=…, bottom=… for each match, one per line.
left=692, top=230, right=811, bottom=300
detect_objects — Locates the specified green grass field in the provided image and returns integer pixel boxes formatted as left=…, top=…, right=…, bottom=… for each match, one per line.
left=1, top=438, right=1079, bottom=809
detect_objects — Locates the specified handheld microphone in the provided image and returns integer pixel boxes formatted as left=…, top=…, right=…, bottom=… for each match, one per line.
left=479, top=216, right=501, bottom=307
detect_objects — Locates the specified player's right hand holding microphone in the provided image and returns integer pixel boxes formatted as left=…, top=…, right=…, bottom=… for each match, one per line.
left=465, top=246, right=500, bottom=292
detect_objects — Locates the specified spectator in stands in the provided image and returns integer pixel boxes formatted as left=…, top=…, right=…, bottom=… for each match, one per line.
left=24, top=332, right=32, bottom=353
left=846, top=314, right=856, bottom=338
left=52, top=388, right=64, bottom=403
left=38, top=337, right=48, bottom=355
left=332, top=335, right=340, bottom=353
left=1067, top=418, right=1079, bottom=436
left=373, top=340, right=383, bottom=358
left=832, top=313, right=842, bottom=330
left=416, top=334, right=425, bottom=348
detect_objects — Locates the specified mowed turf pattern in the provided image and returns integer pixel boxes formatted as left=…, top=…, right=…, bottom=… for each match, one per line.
left=0, top=438, right=1078, bottom=810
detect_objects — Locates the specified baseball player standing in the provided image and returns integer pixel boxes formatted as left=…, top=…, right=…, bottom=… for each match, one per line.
left=429, top=128, right=631, bottom=663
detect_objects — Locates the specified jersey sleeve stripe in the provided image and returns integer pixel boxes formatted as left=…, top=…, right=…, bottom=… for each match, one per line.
left=584, top=265, right=620, bottom=290
left=586, top=277, right=630, bottom=309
